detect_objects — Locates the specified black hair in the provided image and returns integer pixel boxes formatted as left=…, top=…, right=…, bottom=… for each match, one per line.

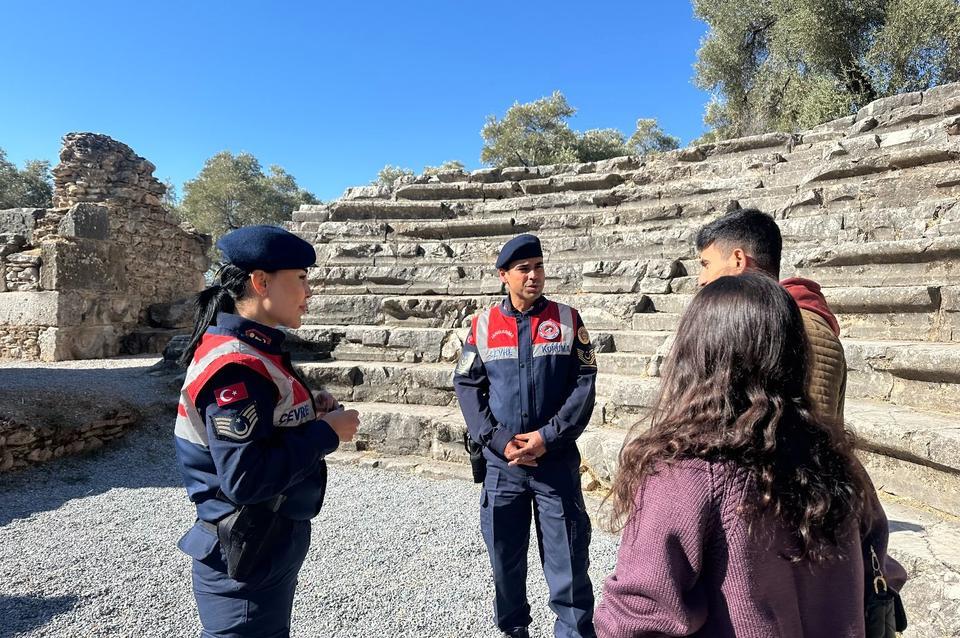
left=177, top=264, right=251, bottom=367
left=695, top=208, right=783, bottom=278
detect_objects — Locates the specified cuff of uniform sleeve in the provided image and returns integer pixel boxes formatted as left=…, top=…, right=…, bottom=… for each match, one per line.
left=312, top=419, right=341, bottom=457
left=538, top=425, right=560, bottom=452
left=489, top=427, right=515, bottom=458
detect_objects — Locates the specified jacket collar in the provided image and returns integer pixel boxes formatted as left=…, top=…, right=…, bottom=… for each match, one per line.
left=499, top=294, right=549, bottom=317
left=209, top=313, right=286, bottom=354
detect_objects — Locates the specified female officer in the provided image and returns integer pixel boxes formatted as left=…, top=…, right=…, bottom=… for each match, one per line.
left=173, top=224, right=360, bottom=638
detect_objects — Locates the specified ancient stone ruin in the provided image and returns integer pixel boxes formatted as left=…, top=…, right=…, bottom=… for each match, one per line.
left=286, top=84, right=960, bottom=634
left=0, top=133, right=209, bottom=361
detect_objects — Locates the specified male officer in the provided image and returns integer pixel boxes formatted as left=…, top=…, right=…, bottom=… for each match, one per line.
left=454, top=234, right=598, bottom=638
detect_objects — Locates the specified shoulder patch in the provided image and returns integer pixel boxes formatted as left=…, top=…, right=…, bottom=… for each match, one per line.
left=455, top=350, right=477, bottom=375
left=214, top=382, right=249, bottom=407
left=577, top=326, right=591, bottom=345
left=212, top=404, right=259, bottom=441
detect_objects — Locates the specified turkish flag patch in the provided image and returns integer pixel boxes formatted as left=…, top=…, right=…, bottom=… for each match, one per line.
left=215, top=382, right=249, bottom=407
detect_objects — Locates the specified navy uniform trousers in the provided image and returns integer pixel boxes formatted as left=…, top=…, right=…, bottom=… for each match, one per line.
left=481, top=449, right=595, bottom=638
left=180, top=518, right=311, bottom=638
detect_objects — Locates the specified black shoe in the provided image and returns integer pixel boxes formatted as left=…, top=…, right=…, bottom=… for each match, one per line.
left=502, top=629, right=529, bottom=638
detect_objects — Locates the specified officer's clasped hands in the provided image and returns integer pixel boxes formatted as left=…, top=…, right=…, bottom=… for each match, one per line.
left=505, top=431, right=546, bottom=467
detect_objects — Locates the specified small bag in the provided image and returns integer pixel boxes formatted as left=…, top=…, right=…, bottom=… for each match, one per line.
left=865, top=545, right=908, bottom=637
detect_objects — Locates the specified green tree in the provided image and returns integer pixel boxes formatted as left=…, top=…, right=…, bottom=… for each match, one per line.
left=374, top=165, right=415, bottom=186
left=180, top=151, right=317, bottom=239
left=0, top=148, right=53, bottom=209
left=575, top=128, right=631, bottom=162
left=480, top=91, right=580, bottom=167
left=480, top=92, right=678, bottom=166
left=627, top=119, right=681, bottom=155
left=693, top=0, right=960, bottom=141
left=423, top=160, right=466, bottom=176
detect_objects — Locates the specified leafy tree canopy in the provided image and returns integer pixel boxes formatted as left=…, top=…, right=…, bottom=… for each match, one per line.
left=0, top=148, right=53, bottom=209
left=480, top=92, right=677, bottom=167
left=693, top=0, right=960, bottom=140
left=180, top=151, right=317, bottom=240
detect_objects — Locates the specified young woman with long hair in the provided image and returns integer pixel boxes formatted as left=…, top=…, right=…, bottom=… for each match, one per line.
left=594, top=273, right=906, bottom=637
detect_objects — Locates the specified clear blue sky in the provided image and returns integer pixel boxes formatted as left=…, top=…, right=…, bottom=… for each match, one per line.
left=1, top=1, right=711, bottom=202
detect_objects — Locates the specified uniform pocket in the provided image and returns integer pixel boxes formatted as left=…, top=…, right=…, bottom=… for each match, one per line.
left=177, top=523, right=219, bottom=562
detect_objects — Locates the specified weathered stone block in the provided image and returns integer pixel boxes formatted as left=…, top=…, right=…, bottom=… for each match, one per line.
left=395, top=182, right=485, bottom=201
left=856, top=91, right=923, bottom=120
left=0, top=291, right=59, bottom=325
left=37, top=325, right=122, bottom=361
left=825, top=285, right=939, bottom=313
left=57, top=203, right=109, bottom=240
left=0, top=208, right=44, bottom=241
left=147, top=298, right=193, bottom=328
left=58, top=291, right=141, bottom=326
left=40, top=239, right=126, bottom=292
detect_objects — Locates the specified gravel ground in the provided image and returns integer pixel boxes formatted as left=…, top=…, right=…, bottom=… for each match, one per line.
left=0, top=394, right=621, bottom=638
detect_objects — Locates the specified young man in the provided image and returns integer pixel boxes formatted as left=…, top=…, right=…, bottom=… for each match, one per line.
left=454, top=234, right=598, bottom=638
left=695, top=208, right=846, bottom=419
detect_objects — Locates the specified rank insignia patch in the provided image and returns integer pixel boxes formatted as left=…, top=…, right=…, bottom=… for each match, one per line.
left=577, top=346, right=597, bottom=367
left=212, top=404, right=259, bottom=441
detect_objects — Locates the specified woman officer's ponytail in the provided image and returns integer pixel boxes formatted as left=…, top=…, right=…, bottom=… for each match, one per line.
left=178, top=264, right=251, bottom=367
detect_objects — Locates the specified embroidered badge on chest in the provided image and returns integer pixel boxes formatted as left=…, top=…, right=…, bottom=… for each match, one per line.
left=212, top=404, right=259, bottom=441
left=538, top=320, right=561, bottom=341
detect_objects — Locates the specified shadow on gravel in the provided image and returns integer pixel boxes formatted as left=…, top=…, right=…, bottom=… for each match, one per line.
left=0, top=594, right=79, bottom=637
left=889, top=519, right=925, bottom=533
left=0, top=365, right=183, bottom=527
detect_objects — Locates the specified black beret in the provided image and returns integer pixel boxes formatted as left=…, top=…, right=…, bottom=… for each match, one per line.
left=496, top=233, right=543, bottom=269
left=216, top=225, right=316, bottom=272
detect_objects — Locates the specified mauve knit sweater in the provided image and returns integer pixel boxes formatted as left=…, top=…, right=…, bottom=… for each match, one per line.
left=594, top=459, right=907, bottom=638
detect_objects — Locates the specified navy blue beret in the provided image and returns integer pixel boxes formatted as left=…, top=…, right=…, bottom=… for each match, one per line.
left=496, top=233, right=543, bottom=269
left=216, top=225, right=316, bottom=272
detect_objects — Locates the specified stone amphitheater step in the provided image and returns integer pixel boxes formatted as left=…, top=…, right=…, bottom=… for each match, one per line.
left=294, top=360, right=456, bottom=407
left=293, top=350, right=960, bottom=509
left=881, top=497, right=960, bottom=638
left=847, top=401, right=960, bottom=517
left=575, top=398, right=960, bottom=516
left=845, top=339, right=960, bottom=413
left=303, top=293, right=659, bottom=329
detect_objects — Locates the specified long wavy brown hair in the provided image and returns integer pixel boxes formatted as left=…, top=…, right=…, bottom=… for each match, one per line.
left=610, top=273, right=869, bottom=563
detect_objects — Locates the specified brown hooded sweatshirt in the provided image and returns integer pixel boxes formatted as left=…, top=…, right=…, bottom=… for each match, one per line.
left=781, top=277, right=846, bottom=420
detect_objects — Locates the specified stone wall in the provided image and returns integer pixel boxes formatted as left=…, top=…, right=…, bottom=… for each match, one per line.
left=0, top=134, right=210, bottom=361
left=0, top=408, right=140, bottom=472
